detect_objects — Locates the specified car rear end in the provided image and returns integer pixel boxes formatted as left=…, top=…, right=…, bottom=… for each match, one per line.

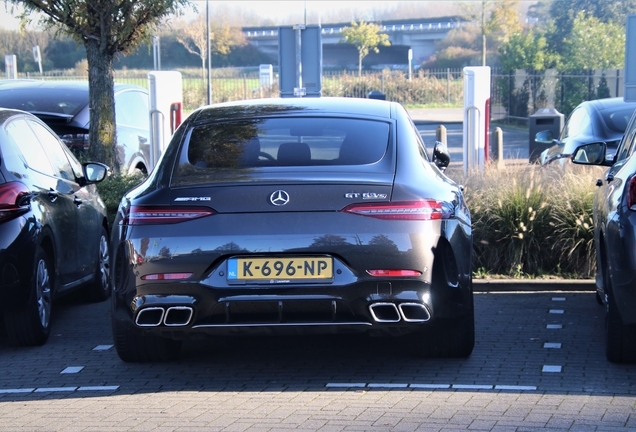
left=111, top=98, right=473, bottom=361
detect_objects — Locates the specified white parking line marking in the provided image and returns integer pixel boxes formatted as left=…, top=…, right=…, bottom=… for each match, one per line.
left=326, top=383, right=366, bottom=388
left=35, top=387, right=77, bottom=392
left=544, top=342, right=562, bottom=349
left=452, top=384, right=493, bottom=390
left=547, top=324, right=563, bottom=329
left=409, top=384, right=451, bottom=389
left=495, top=385, right=537, bottom=391
left=93, top=345, right=113, bottom=351
left=367, top=383, right=409, bottom=388
left=552, top=297, right=566, bottom=301
left=61, top=366, right=84, bottom=374
left=542, top=365, right=562, bottom=373
left=549, top=309, right=565, bottom=314
left=0, top=388, right=34, bottom=394
left=0, top=386, right=119, bottom=394
left=325, top=383, right=539, bottom=391
left=78, top=386, right=120, bottom=391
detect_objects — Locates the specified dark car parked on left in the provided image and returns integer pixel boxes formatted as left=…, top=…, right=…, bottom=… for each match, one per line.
left=572, top=104, right=636, bottom=363
left=0, top=108, right=110, bottom=346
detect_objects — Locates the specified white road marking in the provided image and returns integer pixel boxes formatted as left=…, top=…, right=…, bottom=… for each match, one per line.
left=547, top=324, right=563, bottom=329
left=61, top=366, right=84, bottom=374
left=542, top=365, right=562, bottom=373
left=93, top=345, right=113, bottom=351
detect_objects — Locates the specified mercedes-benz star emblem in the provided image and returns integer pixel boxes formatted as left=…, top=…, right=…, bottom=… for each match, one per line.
left=270, top=190, right=290, bottom=206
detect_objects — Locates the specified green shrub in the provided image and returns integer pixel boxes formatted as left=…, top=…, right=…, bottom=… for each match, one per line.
left=96, top=171, right=146, bottom=228
left=453, top=163, right=601, bottom=279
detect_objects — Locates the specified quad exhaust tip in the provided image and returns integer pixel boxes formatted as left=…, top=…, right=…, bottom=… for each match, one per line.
left=369, top=302, right=430, bottom=323
left=136, top=306, right=193, bottom=327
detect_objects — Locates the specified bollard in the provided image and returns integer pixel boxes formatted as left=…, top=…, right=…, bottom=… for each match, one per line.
left=492, top=127, right=505, bottom=168
left=436, top=125, right=447, bottom=146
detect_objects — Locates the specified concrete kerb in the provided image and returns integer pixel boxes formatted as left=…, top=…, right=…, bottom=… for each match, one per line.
left=473, top=279, right=596, bottom=293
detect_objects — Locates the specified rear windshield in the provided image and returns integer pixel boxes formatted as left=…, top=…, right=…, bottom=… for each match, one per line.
left=173, top=117, right=390, bottom=183
left=0, top=88, right=87, bottom=116
left=601, top=107, right=636, bottom=133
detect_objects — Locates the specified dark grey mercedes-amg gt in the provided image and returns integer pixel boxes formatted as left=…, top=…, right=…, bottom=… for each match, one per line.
left=110, top=97, right=474, bottom=362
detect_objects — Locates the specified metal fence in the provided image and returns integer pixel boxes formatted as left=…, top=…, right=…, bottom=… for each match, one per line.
left=20, top=67, right=625, bottom=119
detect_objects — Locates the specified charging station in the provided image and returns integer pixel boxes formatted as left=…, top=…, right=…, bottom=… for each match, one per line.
left=148, top=71, right=183, bottom=171
left=463, top=66, right=491, bottom=175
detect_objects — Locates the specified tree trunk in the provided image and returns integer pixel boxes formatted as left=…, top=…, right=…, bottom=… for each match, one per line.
left=358, top=53, right=363, bottom=77
left=85, top=39, right=119, bottom=172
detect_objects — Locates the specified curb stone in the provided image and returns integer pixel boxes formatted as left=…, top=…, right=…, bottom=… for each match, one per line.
left=473, top=279, right=595, bottom=292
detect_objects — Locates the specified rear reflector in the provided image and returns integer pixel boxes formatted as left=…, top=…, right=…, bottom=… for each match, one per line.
left=141, top=273, right=193, bottom=281
left=0, top=182, right=30, bottom=222
left=342, top=200, right=451, bottom=220
left=367, top=269, right=422, bottom=277
left=124, top=206, right=215, bottom=225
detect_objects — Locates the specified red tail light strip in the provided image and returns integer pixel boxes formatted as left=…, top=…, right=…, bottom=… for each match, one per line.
left=125, top=206, right=215, bottom=225
left=0, top=182, right=30, bottom=222
left=367, top=269, right=422, bottom=277
left=629, top=177, right=636, bottom=210
left=141, top=273, right=193, bottom=281
left=342, top=200, right=451, bottom=220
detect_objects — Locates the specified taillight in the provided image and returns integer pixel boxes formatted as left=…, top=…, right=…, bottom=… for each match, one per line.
left=0, top=182, right=31, bottom=222
left=122, top=205, right=215, bottom=225
left=342, top=200, right=452, bottom=220
left=60, top=133, right=90, bottom=151
left=628, top=177, right=636, bottom=210
left=141, top=273, right=193, bottom=280
left=367, top=269, right=422, bottom=277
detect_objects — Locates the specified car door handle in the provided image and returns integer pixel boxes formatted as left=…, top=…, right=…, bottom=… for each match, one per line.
left=47, top=189, right=58, bottom=202
left=73, top=197, right=83, bottom=207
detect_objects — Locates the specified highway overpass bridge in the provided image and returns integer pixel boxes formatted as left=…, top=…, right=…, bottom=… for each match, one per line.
left=243, top=17, right=465, bottom=70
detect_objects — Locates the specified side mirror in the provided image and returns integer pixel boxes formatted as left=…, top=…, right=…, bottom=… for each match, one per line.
left=535, top=130, right=556, bottom=145
left=571, top=142, right=612, bottom=166
left=83, top=162, right=109, bottom=184
left=433, top=141, right=450, bottom=171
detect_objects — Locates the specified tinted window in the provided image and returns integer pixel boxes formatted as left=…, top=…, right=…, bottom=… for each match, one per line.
left=115, top=90, right=149, bottom=130
left=174, top=117, right=390, bottom=182
left=562, top=107, right=590, bottom=140
left=616, top=113, right=636, bottom=162
left=29, top=119, right=75, bottom=180
left=4, top=118, right=55, bottom=176
left=601, top=107, right=636, bottom=133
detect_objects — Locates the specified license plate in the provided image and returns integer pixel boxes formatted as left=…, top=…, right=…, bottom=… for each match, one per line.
left=227, top=257, right=333, bottom=281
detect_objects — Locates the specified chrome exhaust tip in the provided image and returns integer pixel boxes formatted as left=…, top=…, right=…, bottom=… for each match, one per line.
left=398, top=303, right=431, bottom=322
left=136, top=307, right=165, bottom=327
left=164, top=306, right=193, bottom=326
left=369, top=302, right=401, bottom=323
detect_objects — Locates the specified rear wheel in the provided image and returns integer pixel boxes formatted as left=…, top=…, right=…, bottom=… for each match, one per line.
left=112, top=316, right=182, bottom=362
left=4, top=246, right=52, bottom=346
left=85, top=227, right=111, bottom=302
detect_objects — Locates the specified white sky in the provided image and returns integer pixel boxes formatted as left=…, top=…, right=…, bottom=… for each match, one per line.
left=0, top=1, right=467, bottom=30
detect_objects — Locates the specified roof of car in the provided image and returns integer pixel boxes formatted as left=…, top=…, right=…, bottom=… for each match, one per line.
left=585, top=97, right=636, bottom=111
left=0, top=80, right=146, bottom=93
left=190, top=97, right=398, bottom=123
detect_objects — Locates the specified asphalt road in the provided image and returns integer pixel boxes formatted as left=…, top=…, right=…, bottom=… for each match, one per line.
left=0, top=290, right=635, bottom=431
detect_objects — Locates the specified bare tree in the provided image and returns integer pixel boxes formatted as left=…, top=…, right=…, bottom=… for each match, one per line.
left=176, top=16, right=245, bottom=79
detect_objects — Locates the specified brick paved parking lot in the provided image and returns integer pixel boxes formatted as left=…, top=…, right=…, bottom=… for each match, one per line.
left=0, top=289, right=635, bottom=431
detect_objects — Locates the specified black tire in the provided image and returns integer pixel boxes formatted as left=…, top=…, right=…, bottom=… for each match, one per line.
left=112, top=316, right=182, bottom=362
left=86, top=227, right=111, bottom=302
left=4, top=246, right=53, bottom=346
